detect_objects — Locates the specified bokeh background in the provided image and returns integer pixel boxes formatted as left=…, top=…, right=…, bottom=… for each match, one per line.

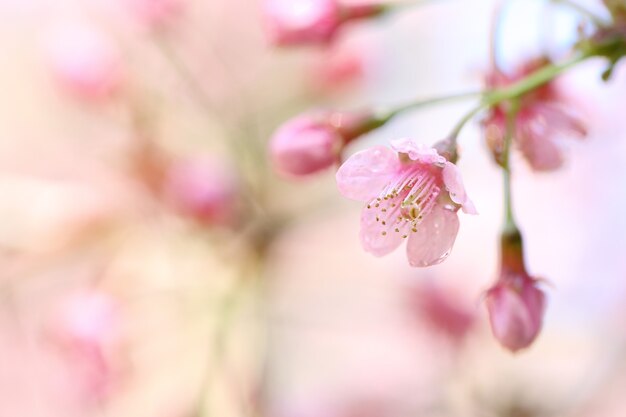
left=1, top=0, right=626, bottom=416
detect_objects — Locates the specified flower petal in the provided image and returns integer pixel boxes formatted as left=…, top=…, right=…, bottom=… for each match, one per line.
left=336, top=145, right=398, bottom=201
left=390, top=139, right=446, bottom=165
left=517, top=120, right=563, bottom=171
left=359, top=196, right=410, bottom=257
left=406, top=204, right=460, bottom=267
left=442, top=162, right=477, bottom=214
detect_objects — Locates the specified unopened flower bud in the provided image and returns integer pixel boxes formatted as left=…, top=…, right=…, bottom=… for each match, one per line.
left=270, top=110, right=383, bottom=178
left=163, top=156, right=240, bottom=226
left=46, top=23, right=124, bottom=101
left=485, top=231, right=546, bottom=352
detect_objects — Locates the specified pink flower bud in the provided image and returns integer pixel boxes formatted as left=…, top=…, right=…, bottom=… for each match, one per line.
left=163, top=156, right=240, bottom=225
left=485, top=274, right=546, bottom=352
left=270, top=110, right=379, bottom=178
left=46, top=23, right=124, bottom=101
left=263, top=0, right=385, bottom=46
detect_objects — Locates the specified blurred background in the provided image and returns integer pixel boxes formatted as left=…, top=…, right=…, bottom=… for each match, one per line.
left=1, top=0, right=626, bottom=416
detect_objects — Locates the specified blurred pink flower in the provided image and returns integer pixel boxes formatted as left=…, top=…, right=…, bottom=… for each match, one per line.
left=482, top=57, right=587, bottom=171
left=46, top=23, right=124, bottom=101
left=270, top=110, right=378, bottom=177
left=163, top=156, right=240, bottom=225
left=336, top=139, right=476, bottom=267
left=307, top=43, right=366, bottom=93
left=407, top=281, right=475, bottom=344
left=50, top=291, right=122, bottom=405
left=263, top=0, right=385, bottom=46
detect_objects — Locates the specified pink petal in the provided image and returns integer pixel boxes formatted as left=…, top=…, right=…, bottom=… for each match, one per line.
left=390, top=138, right=446, bottom=165
left=359, top=196, right=409, bottom=256
left=406, top=204, right=460, bottom=267
left=442, top=162, right=477, bottom=214
left=517, top=121, right=563, bottom=171
left=336, top=145, right=398, bottom=201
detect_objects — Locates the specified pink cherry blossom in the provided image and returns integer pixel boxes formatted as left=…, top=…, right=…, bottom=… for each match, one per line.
left=270, top=110, right=377, bottom=177
left=336, top=138, right=476, bottom=267
left=163, top=156, right=240, bottom=225
left=485, top=273, right=546, bottom=352
left=482, top=57, right=587, bottom=171
left=46, top=23, right=124, bottom=101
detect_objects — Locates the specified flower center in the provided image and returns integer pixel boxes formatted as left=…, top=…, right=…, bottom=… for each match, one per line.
left=366, top=166, right=441, bottom=238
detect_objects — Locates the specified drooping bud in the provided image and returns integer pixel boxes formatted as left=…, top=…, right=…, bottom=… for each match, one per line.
left=270, top=110, right=385, bottom=178
left=162, top=156, right=240, bottom=226
left=263, top=0, right=386, bottom=47
left=45, top=23, right=124, bottom=101
left=484, top=230, right=546, bottom=352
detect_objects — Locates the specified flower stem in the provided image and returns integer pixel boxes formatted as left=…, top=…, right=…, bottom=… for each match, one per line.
left=485, top=53, right=590, bottom=104
left=446, top=52, right=591, bottom=141
left=502, top=100, right=520, bottom=235
left=382, top=90, right=484, bottom=121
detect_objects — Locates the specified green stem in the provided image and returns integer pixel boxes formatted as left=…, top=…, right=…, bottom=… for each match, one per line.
left=446, top=53, right=591, bottom=141
left=502, top=100, right=520, bottom=235
left=382, top=90, right=484, bottom=121
left=485, top=53, right=589, bottom=104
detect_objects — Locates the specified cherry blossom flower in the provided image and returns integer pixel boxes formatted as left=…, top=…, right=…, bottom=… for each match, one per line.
left=336, top=138, right=476, bottom=267
left=263, top=0, right=385, bottom=46
left=482, top=57, right=587, bottom=171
